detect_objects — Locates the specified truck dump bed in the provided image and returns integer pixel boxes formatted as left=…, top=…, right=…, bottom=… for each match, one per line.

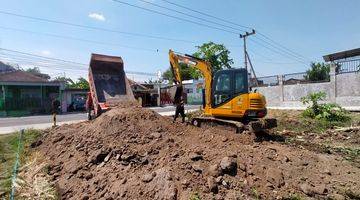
left=89, top=54, right=135, bottom=107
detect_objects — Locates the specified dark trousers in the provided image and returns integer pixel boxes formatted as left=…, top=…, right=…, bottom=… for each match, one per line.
left=174, top=105, right=185, bottom=122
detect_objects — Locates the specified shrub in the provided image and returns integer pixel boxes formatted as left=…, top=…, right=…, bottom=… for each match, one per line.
left=301, top=92, right=349, bottom=122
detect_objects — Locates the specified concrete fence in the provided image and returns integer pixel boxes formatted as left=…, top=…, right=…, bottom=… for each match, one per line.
left=254, top=64, right=360, bottom=110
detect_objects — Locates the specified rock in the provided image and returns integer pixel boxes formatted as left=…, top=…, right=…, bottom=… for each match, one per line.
left=192, top=164, right=203, bottom=173
left=283, top=156, right=290, bottom=163
left=300, top=182, right=327, bottom=196
left=215, top=176, right=223, bottom=184
left=220, top=157, right=237, bottom=175
left=221, top=137, right=228, bottom=142
left=30, top=140, right=42, bottom=148
left=142, top=173, right=155, bottom=183
left=120, top=153, right=135, bottom=161
left=120, top=178, right=127, bottom=184
left=84, top=173, right=93, bottom=180
left=104, top=153, right=112, bottom=162
left=266, top=168, right=285, bottom=188
left=208, top=164, right=222, bottom=177
left=221, top=180, right=229, bottom=189
left=300, top=183, right=316, bottom=196
left=207, top=177, right=218, bottom=193
left=151, top=168, right=177, bottom=200
left=328, top=193, right=345, bottom=200
left=313, top=184, right=327, bottom=195
left=322, top=169, right=332, bottom=176
left=82, top=195, right=89, bottom=200
left=238, top=163, right=246, bottom=171
left=150, top=132, right=162, bottom=139
left=88, top=149, right=110, bottom=164
left=52, top=135, right=65, bottom=144
left=181, top=179, right=190, bottom=187
left=189, top=152, right=203, bottom=161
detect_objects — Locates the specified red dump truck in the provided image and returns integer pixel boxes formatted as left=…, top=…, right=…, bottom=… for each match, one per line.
left=86, top=53, right=135, bottom=120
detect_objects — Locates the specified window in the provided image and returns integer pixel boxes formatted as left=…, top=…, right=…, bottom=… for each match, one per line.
left=215, top=74, right=231, bottom=92
left=213, top=73, right=231, bottom=106
left=235, top=72, right=247, bottom=94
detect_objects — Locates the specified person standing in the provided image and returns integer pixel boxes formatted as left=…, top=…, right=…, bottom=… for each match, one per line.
left=173, top=96, right=185, bottom=123
left=51, top=98, right=60, bottom=127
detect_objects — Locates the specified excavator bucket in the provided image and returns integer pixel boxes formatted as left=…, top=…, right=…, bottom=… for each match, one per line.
left=89, top=54, right=136, bottom=108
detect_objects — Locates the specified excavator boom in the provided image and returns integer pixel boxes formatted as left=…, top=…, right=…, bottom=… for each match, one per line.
left=169, top=50, right=212, bottom=110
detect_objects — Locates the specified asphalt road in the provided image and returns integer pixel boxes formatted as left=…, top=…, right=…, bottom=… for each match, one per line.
left=0, top=105, right=200, bottom=134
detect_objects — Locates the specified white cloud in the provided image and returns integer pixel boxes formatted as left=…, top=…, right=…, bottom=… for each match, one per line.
left=41, top=50, right=51, bottom=56
left=88, top=13, right=106, bottom=21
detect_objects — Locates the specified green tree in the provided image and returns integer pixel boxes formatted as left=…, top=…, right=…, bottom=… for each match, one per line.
left=163, top=42, right=233, bottom=81
left=25, top=67, right=51, bottom=80
left=162, top=63, right=195, bottom=81
left=54, top=76, right=75, bottom=88
left=72, top=77, right=89, bottom=89
left=193, top=42, right=234, bottom=73
left=305, top=62, right=330, bottom=81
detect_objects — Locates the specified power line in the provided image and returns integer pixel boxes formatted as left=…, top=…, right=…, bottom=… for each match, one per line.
left=0, top=48, right=86, bottom=66
left=110, top=0, right=310, bottom=64
left=0, top=48, right=157, bottom=76
left=257, top=31, right=310, bottom=61
left=160, top=0, right=253, bottom=30
left=0, top=10, right=197, bottom=44
left=249, top=38, right=308, bottom=64
left=160, top=0, right=310, bottom=63
left=0, top=9, right=290, bottom=63
left=138, top=0, right=248, bottom=32
left=0, top=26, right=162, bottom=53
left=254, top=35, right=309, bottom=63
left=110, top=0, right=239, bottom=34
left=0, top=8, right=309, bottom=65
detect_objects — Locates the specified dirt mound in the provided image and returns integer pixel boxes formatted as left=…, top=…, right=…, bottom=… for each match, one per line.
left=36, top=107, right=360, bottom=199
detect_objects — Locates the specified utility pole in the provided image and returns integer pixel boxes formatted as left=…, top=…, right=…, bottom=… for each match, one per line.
left=239, top=29, right=256, bottom=72
left=240, top=29, right=257, bottom=87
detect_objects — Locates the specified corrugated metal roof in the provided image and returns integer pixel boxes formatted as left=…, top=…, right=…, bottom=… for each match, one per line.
left=0, top=70, right=49, bottom=82
left=323, top=48, right=360, bottom=62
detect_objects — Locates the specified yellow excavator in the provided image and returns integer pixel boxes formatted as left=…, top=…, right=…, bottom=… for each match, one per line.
left=169, top=50, right=276, bottom=133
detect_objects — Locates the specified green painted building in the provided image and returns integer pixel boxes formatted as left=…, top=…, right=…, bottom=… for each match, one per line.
left=0, top=70, right=64, bottom=117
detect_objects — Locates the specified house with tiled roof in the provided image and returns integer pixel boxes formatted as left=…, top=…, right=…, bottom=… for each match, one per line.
left=0, top=70, right=65, bottom=116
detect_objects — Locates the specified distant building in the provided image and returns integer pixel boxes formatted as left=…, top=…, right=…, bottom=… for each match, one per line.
left=62, top=88, right=88, bottom=112
left=323, top=48, right=360, bottom=74
left=0, top=61, right=17, bottom=73
left=0, top=70, right=64, bottom=116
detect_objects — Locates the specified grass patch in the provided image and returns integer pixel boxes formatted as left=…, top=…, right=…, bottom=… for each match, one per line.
left=0, top=129, right=41, bottom=199
left=269, top=110, right=360, bottom=134
left=189, top=192, right=201, bottom=200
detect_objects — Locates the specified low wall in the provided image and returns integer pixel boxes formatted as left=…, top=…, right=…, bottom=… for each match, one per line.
left=254, top=65, right=360, bottom=110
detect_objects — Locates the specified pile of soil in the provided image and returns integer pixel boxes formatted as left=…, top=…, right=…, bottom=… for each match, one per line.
left=35, top=107, right=360, bottom=199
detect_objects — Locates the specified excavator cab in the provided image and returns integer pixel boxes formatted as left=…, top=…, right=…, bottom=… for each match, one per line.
left=210, top=68, right=267, bottom=119
left=212, top=68, right=248, bottom=108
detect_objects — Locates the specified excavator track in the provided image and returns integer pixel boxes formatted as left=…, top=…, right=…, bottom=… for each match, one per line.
left=191, top=117, right=277, bottom=133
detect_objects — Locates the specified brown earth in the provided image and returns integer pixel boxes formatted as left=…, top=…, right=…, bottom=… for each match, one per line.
left=35, top=107, right=360, bottom=200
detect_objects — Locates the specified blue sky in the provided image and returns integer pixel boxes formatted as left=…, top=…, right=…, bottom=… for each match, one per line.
left=0, top=0, right=359, bottom=81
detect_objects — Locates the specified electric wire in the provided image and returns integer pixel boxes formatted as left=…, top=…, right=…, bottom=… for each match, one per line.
left=0, top=10, right=197, bottom=44
left=138, top=0, right=248, bottom=32
left=110, top=0, right=240, bottom=34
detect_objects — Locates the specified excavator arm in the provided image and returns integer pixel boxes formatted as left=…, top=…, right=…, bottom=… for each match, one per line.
left=169, top=50, right=213, bottom=110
